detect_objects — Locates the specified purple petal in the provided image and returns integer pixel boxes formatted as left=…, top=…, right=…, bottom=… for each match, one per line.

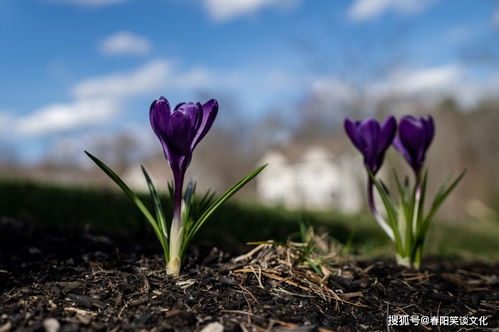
left=399, top=116, right=425, bottom=152
left=393, top=135, right=412, bottom=166
left=166, top=109, right=201, bottom=156
left=344, top=118, right=364, bottom=151
left=378, top=116, right=397, bottom=152
left=173, top=102, right=185, bottom=111
left=192, top=99, right=218, bottom=149
left=149, top=97, right=172, bottom=161
left=175, top=102, right=203, bottom=130
left=149, top=97, right=171, bottom=138
left=422, top=115, right=434, bottom=150
left=358, top=118, right=381, bottom=170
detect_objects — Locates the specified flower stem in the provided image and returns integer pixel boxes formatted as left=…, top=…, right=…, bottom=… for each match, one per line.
left=396, top=253, right=411, bottom=268
left=412, top=183, right=421, bottom=237
left=167, top=170, right=185, bottom=276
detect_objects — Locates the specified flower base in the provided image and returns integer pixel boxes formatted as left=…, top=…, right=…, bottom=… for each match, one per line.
left=167, top=257, right=181, bottom=276
left=396, top=254, right=420, bottom=269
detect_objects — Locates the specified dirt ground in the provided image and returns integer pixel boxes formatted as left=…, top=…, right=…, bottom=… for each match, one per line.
left=0, top=218, right=497, bottom=331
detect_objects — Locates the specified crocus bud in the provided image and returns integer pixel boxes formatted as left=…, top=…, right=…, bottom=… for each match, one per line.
left=149, top=97, right=218, bottom=174
left=344, top=116, right=397, bottom=174
left=393, top=115, right=434, bottom=177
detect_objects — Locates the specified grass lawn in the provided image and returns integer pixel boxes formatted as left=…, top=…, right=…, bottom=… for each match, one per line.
left=1, top=178, right=498, bottom=261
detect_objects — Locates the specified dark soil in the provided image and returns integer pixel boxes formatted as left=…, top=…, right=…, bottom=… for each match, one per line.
left=0, top=218, right=498, bottom=331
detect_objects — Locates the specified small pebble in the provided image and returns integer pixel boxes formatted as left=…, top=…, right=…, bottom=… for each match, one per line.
left=43, top=318, right=60, bottom=332
left=0, top=322, right=12, bottom=332
left=200, top=322, right=223, bottom=332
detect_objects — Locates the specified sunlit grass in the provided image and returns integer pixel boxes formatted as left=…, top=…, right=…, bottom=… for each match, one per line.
left=1, top=178, right=497, bottom=261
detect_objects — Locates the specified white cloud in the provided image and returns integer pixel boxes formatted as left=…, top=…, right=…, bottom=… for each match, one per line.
left=174, top=66, right=213, bottom=88
left=73, top=60, right=239, bottom=100
left=449, top=75, right=499, bottom=108
left=376, top=64, right=462, bottom=96
left=15, top=98, right=119, bottom=136
left=309, top=64, right=499, bottom=110
left=310, top=78, right=357, bottom=106
left=44, top=0, right=127, bottom=7
left=204, top=0, right=299, bottom=21
left=7, top=61, right=172, bottom=137
left=73, top=60, right=172, bottom=99
left=99, top=31, right=152, bottom=56
left=0, top=113, right=12, bottom=129
left=2, top=59, right=240, bottom=137
left=348, top=0, right=435, bottom=21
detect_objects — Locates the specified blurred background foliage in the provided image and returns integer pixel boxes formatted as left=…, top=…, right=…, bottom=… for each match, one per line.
left=1, top=178, right=497, bottom=261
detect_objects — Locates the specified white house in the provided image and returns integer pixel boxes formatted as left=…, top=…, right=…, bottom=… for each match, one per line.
left=256, top=144, right=363, bottom=213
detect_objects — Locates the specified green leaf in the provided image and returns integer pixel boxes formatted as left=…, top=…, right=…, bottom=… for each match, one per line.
left=85, top=151, right=167, bottom=253
left=181, top=164, right=267, bottom=255
left=184, top=180, right=196, bottom=205
left=392, top=171, right=413, bottom=253
left=408, top=175, right=419, bottom=224
left=422, top=169, right=466, bottom=235
left=410, top=171, right=428, bottom=260
left=141, top=165, right=169, bottom=258
left=393, top=171, right=405, bottom=203
left=367, top=170, right=402, bottom=252
left=416, top=171, right=428, bottom=228
left=393, top=171, right=411, bottom=221
left=181, top=181, right=196, bottom=236
left=198, top=189, right=216, bottom=214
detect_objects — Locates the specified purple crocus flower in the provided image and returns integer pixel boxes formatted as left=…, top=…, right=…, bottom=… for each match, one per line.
left=393, top=115, right=434, bottom=178
left=149, top=96, right=218, bottom=251
left=344, top=116, right=397, bottom=240
left=344, top=116, right=397, bottom=174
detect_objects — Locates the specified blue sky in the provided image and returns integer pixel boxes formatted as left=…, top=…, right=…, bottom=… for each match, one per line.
left=1, top=0, right=498, bottom=162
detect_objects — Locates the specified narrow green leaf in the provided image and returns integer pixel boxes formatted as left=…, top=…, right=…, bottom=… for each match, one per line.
left=422, top=169, right=466, bottom=235
left=183, top=186, right=196, bottom=237
left=305, top=257, right=323, bottom=276
left=181, top=164, right=267, bottom=255
left=416, top=171, right=428, bottom=228
left=393, top=171, right=404, bottom=203
left=408, top=175, right=418, bottom=224
left=198, top=190, right=216, bottom=213
left=393, top=172, right=410, bottom=223
left=392, top=171, right=413, bottom=253
left=85, top=151, right=166, bottom=253
left=184, top=180, right=196, bottom=205
left=368, top=171, right=402, bottom=252
left=141, top=165, right=169, bottom=258
left=409, top=171, right=427, bottom=259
